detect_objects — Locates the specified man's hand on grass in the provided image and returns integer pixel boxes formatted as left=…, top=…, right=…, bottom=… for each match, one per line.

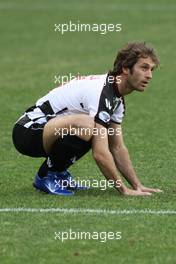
left=135, top=185, right=163, bottom=193
left=120, top=185, right=163, bottom=196
left=121, top=187, right=152, bottom=196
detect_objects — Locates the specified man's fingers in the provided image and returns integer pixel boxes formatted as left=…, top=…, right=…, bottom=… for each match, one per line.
left=149, top=188, right=163, bottom=193
left=138, top=191, right=152, bottom=196
left=124, top=189, right=152, bottom=196
left=141, top=188, right=163, bottom=193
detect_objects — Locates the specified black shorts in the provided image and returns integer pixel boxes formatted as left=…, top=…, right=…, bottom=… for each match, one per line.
left=12, top=120, right=92, bottom=171
left=12, top=123, right=47, bottom=157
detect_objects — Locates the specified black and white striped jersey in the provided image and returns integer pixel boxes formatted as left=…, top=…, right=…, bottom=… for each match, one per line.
left=17, top=74, right=125, bottom=128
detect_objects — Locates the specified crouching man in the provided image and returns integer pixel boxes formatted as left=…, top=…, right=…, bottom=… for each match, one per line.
left=12, top=41, right=163, bottom=196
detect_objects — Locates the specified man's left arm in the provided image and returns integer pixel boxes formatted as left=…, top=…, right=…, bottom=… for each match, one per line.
left=108, top=122, right=162, bottom=193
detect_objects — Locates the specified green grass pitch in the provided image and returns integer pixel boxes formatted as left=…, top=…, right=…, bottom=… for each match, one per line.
left=0, top=0, right=176, bottom=263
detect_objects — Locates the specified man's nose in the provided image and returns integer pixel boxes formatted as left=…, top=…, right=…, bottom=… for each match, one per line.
left=146, top=70, right=152, bottom=80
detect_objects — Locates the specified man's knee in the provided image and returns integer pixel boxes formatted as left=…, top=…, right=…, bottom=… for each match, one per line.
left=72, top=116, right=95, bottom=141
left=43, top=115, right=95, bottom=153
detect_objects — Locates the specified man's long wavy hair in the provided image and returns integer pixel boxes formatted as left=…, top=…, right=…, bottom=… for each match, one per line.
left=109, top=42, right=160, bottom=76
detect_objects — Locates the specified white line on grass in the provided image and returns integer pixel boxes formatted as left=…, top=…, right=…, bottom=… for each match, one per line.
left=0, top=208, right=176, bottom=215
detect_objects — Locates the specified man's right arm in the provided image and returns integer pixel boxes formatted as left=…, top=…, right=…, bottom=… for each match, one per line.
left=92, top=123, right=152, bottom=196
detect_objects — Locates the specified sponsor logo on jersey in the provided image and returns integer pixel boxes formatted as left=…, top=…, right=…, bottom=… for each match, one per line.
left=105, top=98, right=112, bottom=110
left=99, top=111, right=110, bottom=123
left=113, top=97, right=120, bottom=111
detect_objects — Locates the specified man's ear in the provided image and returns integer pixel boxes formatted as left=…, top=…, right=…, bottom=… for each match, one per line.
left=122, top=67, right=130, bottom=75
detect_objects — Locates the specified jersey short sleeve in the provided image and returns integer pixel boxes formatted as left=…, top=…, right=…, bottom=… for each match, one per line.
left=110, top=97, right=125, bottom=125
left=94, top=75, right=125, bottom=128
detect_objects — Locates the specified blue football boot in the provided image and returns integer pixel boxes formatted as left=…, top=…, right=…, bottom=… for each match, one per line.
left=33, top=171, right=74, bottom=196
left=59, top=171, right=89, bottom=190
